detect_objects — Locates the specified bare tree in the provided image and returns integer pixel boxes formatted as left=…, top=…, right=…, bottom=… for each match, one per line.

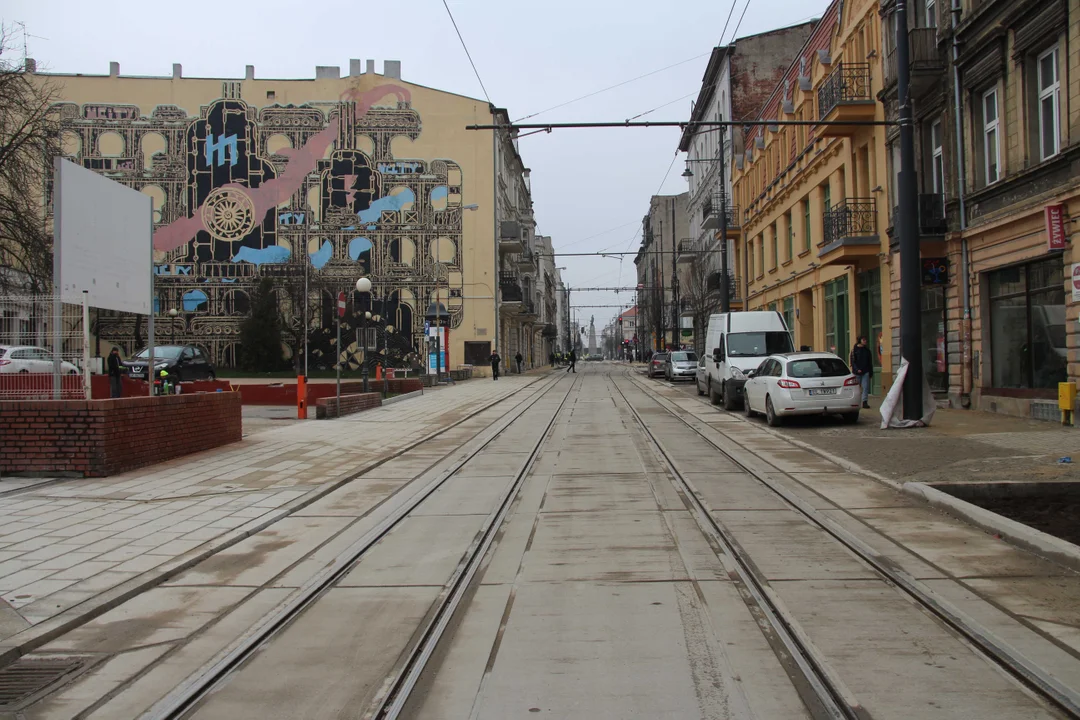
left=0, top=26, right=61, bottom=294
left=681, top=257, right=714, bottom=356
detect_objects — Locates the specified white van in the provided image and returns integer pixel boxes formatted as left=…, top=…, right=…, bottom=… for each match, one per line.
left=703, top=311, right=794, bottom=410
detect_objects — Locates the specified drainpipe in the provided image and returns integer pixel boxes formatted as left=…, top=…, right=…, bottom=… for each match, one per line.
left=492, top=109, right=501, bottom=360
left=951, top=0, right=972, bottom=407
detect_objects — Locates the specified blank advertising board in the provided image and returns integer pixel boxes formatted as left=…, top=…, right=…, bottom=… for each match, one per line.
left=55, top=158, right=152, bottom=314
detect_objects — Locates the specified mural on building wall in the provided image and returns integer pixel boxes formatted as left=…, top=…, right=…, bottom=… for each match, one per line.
left=53, top=82, right=466, bottom=367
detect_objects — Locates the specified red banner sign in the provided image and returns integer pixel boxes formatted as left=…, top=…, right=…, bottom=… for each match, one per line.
left=337, top=291, right=346, bottom=317
left=1046, top=204, right=1067, bottom=251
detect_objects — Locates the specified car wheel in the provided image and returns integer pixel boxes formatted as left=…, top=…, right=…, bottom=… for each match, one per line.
left=18, top=369, right=28, bottom=374
left=744, top=392, right=756, bottom=418
left=766, top=395, right=783, bottom=427
left=207, top=371, right=216, bottom=382
left=68, top=369, right=79, bottom=375
left=708, top=379, right=721, bottom=405
left=721, top=381, right=738, bottom=412
left=842, top=411, right=860, bottom=424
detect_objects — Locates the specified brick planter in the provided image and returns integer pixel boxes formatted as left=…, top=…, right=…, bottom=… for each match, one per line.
left=315, top=392, right=382, bottom=419
left=0, top=392, right=242, bottom=477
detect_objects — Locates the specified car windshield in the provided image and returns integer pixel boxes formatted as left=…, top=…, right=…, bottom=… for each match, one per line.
left=653, top=354, right=668, bottom=362
left=787, top=357, right=851, bottom=378
left=133, top=346, right=183, bottom=360
left=670, top=352, right=697, bottom=362
left=727, top=332, right=794, bottom=357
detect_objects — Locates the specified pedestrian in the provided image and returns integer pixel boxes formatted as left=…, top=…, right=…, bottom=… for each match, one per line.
left=489, top=350, right=501, bottom=381
left=515, top=352, right=523, bottom=374
left=850, top=336, right=874, bottom=409
left=549, top=352, right=555, bottom=367
left=107, top=347, right=123, bottom=398
left=566, top=348, right=576, bottom=373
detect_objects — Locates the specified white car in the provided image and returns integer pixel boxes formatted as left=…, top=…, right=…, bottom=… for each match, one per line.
left=0, top=345, right=80, bottom=374
left=741, top=352, right=861, bottom=426
left=665, top=351, right=698, bottom=381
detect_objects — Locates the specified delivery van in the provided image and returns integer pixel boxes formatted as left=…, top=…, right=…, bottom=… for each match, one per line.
left=704, top=311, right=794, bottom=410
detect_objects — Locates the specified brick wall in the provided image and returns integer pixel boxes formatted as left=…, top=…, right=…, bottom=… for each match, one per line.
left=238, top=378, right=423, bottom=406
left=315, top=392, right=382, bottom=419
left=0, top=392, right=242, bottom=477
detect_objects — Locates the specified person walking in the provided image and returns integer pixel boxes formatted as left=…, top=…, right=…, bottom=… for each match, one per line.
left=549, top=351, right=555, bottom=367
left=489, top=350, right=502, bottom=381
left=566, top=348, right=576, bottom=373
left=515, top=352, right=523, bottom=374
left=107, top=347, right=123, bottom=398
left=850, top=336, right=874, bottom=409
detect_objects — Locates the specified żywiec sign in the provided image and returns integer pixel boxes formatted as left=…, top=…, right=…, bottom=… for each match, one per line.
left=1046, top=204, right=1067, bottom=251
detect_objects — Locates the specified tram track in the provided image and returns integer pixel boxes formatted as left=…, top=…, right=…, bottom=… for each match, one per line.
left=139, top=371, right=577, bottom=720
left=612, top=369, right=1080, bottom=719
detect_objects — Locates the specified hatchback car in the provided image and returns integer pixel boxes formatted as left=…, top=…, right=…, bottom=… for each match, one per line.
left=0, top=345, right=80, bottom=374
left=741, top=352, right=861, bottom=426
left=123, top=344, right=216, bottom=382
left=664, top=351, right=698, bottom=381
left=647, top=352, right=669, bottom=378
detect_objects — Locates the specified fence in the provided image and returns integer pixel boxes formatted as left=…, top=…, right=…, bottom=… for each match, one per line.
left=0, top=295, right=88, bottom=400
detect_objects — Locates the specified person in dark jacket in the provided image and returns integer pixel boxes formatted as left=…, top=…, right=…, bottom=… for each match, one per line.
left=566, top=349, right=576, bottom=373
left=849, top=336, right=874, bottom=409
left=107, top=347, right=123, bottom=398
left=515, top=352, right=524, bottom=374
left=490, top=350, right=501, bottom=380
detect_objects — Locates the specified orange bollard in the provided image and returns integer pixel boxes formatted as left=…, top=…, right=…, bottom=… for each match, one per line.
left=297, top=375, right=307, bottom=419
left=375, top=364, right=382, bottom=381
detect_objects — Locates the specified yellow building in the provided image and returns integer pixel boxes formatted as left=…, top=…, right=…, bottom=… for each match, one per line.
left=31, top=59, right=537, bottom=373
left=733, top=0, right=894, bottom=391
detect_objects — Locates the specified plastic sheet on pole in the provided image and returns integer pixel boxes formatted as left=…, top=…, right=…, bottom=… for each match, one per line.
left=880, top=356, right=936, bottom=429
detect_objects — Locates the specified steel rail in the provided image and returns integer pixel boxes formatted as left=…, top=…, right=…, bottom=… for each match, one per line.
left=608, top=374, right=860, bottom=720
left=372, top=371, right=581, bottom=719
left=621, top=370, right=1080, bottom=719
left=141, top=373, right=569, bottom=720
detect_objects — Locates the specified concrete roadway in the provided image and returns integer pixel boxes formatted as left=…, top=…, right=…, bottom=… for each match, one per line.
left=9, top=364, right=1079, bottom=719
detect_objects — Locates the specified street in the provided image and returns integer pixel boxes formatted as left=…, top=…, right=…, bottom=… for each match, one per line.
left=3, top=365, right=1079, bottom=719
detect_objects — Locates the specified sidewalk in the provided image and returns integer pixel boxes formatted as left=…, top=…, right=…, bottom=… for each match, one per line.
left=0, top=375, right=543, bottom=653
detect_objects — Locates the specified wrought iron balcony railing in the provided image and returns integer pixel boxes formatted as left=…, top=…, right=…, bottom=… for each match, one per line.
left=891, top=194, right=948, bottom=236
left=822, top=198, right=877, bottom=246
left=703, top=198, right=742, bottom=230
left=817, top=63, right=873, bottom=120
left=705, top=270, right=739, bottom=298
left=499, top=271, right=522, bottom=302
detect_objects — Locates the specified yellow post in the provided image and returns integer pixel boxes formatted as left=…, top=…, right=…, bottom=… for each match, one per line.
left=1058, top=382, right=1076, bottom=426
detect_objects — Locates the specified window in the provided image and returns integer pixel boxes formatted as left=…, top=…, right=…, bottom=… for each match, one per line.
left=757, top=235, right=764, bottom=276
left=925, top=0, right=937, bottom=28
left=988, top=258, right=1066, bottom=390
left=747, top=239, right=754, bottom=278
left=803, top=198, right=811, bottom=251
left=727, top=332, right=794, bottom=356
left=770, top=224, right=778, bottom=269
left=930, top=120, right=944, bottom=194
left=823, top=276, right=849, bottom=356
left=823, top=183, right=832, bottom=213
left=782, top=296, right=795, bottom=337
left=1038, top=46, right=1060, bottom=161
left=787, top=357, right=851, bottom=378
left=982, top=88, right=999, bottom=184
left=785, top=212, right=794, bottom=261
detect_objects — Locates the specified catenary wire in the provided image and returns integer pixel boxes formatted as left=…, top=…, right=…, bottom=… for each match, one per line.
left=441, top=0, right=491, bottom=104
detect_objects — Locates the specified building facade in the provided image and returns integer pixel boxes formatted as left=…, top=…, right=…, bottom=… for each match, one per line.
left=33, top=59, right=540, bottom=373
left=733, top=0, right=895, bottom=392
left=635, top=193, right=689, bottom=351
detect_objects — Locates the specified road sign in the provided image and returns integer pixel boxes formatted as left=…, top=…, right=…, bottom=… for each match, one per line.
left=337, top=291, right=346, bottom=317
left=1071, top=263, right=1080, bottom=301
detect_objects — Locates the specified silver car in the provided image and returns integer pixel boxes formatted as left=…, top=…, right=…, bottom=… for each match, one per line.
left=664, top=351, right=698, bottom=381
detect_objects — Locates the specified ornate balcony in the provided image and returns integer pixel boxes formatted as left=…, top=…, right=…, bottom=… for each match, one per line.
left=882, top=28, right=944, bottom=98
left=677, top=239, right=696, bottom=265
left=499, top=220, right=524, bottom=253
left=499, top=271, right=522, bottom=304
left=817, top=63, right=876, bottom=137
left=702, top=196, right=742, bottom=235
left=818, top=198, right=880, bottom=268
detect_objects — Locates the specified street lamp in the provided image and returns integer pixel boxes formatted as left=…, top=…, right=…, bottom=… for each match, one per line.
left=356, top=278, right=373, bottom=393
left=167, top=308, right=178, bottom=344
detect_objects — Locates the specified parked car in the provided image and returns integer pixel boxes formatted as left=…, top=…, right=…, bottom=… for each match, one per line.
left=123, top=344, right=216, bottom=382
left=695, top=355, right=708, bottom=396
left=0, top=345, right=80, bottom=374
left=741, top=352, right=861, bottom=426
left=703, top=310, right=794, bottom=410
left=647, top=352, right=669, bottom=378
left=664, top=351, right=698, bottom=381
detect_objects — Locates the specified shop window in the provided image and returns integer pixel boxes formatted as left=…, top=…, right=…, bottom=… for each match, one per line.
left=858, top=268, right=884, bottom=394
left=921, top=285, right=948, bottom=393
left=988, top=258, right=1066, bottom=389
left=782, top=296, right=795, bottom=340
left=824, top=276, right=849, bottom=356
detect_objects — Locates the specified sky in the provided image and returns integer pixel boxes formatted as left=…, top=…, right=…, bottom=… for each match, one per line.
left=5, top=0, right=829, bottom=333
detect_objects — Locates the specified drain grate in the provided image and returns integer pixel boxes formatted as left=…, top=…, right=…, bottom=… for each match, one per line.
left=0, top=658, right=85, bottom=707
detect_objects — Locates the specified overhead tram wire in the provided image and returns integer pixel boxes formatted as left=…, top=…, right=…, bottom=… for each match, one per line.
left=441, top=0, right=491, bottom=104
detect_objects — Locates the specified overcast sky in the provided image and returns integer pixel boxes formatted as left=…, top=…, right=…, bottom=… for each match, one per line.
left=6, top=0, right=828, bottom=333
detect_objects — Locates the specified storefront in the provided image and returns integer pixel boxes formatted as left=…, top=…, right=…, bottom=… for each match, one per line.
left=858, top=268, right=884, bottom=394
left=823, top=276, right=849, bottom=358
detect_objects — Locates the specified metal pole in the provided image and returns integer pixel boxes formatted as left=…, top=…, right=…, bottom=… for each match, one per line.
left=52, top=157, right=62, bottom=399
left=718, top=126, right=731, bottom=313
left=492, top=119, right=500, bottom=365
left=896, top=0, right=923, bottom=420
left=147, top=196, right=155, bottom=398
left=361, top=316, right=369, bottom=393
left=951, top=0, right=971, bottom=401
left=304, top=228, right=309, bottom=378
left=671, top=198, right=679, bottom=349
left=81, top=291, right=91, bottom=399
left=335, top=310, right=341, bottom=415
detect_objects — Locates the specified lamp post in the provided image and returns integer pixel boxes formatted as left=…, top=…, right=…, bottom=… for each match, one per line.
left=356, top=277, right=373, bottom=393
left=167, top=308, right=178, bottom=344
left=382, top=324, right=394, bottom=397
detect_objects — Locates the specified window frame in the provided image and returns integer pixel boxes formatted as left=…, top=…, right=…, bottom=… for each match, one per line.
left=982, top=87, right=1000, bottom=185
left=930, top=119, right=944, bottom=194
left=1037, top=45, right=1061, bottom=162
left=803, top=198, right=812, bottom=251
left=924, top=0, right=937, bottom=28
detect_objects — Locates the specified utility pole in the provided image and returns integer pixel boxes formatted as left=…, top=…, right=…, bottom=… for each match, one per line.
left=671, top=197, right=679, bottom=349
left=718, top=125, right=731, bottom=314
left=896, top=0, right=923, bottom=420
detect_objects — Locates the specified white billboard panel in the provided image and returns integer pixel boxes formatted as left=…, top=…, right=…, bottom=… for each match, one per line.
left=55, top=158, right=152, bottom=315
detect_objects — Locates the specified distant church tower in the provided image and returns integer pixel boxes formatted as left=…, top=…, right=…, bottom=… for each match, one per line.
left=588, top=316, right=597, bottom=355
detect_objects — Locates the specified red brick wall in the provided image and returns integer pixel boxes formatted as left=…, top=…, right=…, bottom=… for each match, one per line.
left=240, top=378, right=423, bottom=406
left=0, top=392, right=242, bottom=477
left=315, top=392, right=382, bottom=419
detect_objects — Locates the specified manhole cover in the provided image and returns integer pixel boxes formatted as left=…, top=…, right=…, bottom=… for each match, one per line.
left=0, top=658, right=85, bottom=707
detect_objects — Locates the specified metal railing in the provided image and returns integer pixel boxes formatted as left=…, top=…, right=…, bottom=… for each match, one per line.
left=703, top=198, right=742, bottom=230
left=817, top=63, right=873, bottom=120
left=892, top=194, right=948, bottom=235
left=706, top=271, right=738, bottom=298
left=678, top=239, right=695, bottom=254
left=822, top=198, right=877, bottom=246
left=884, top=28, right=942, bottom=86
left=0, top=295, right=88, bottom=400
left=499, top=272, right=523, bottom=302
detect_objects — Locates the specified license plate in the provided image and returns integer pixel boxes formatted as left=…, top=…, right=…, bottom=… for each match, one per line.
left=129, top=372, right=143, bottom=379
left=808, top=388, right=837, bottom=396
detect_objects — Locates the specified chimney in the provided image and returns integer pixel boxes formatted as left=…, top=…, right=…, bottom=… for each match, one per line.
left=366, top=59, right=375, bottom=75
left=349, top=59, right=362, bottom=77
left=24, top=58, right=36, bottom=74
left=245, top=65, right=255, bottom=80
left=172, top=63, right=182, bottom=79
left=383, top=60, right=401, bottom=80
left=315, top=65, right=340, bottom=80
left=109, top=61, right=120, bottom=77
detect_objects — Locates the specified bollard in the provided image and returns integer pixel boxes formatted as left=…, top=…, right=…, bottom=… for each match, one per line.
left=375, top=364, right=382, bottom=381
left=297, top=375, right=307, bottom=419
left=1059, top=382, right=1076, bottom=426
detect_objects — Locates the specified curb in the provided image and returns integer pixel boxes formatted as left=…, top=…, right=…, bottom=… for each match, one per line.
left=904, top=481, right=1080, bottom=574
left=381, top=389, right=424, bottom=406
